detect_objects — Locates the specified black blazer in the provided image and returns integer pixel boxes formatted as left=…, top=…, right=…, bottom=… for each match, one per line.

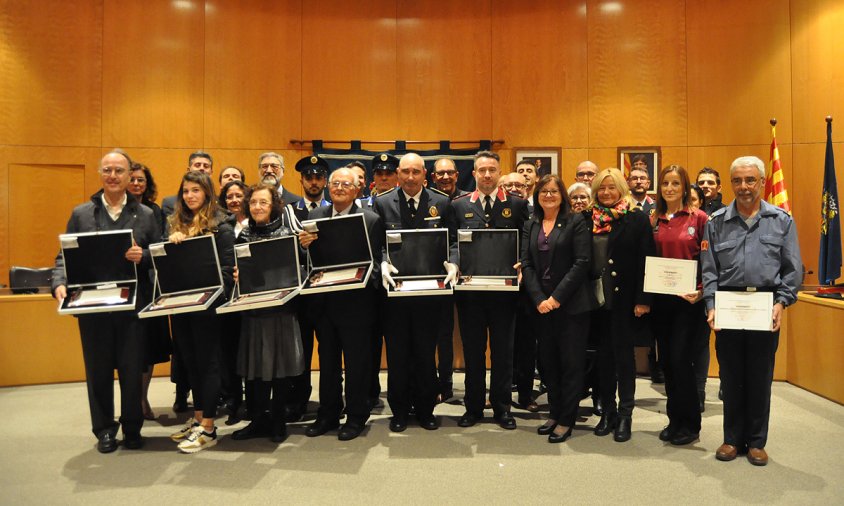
left=594, top=207, right=655, bottom=311
left=521, top=212, right=596, bottom=315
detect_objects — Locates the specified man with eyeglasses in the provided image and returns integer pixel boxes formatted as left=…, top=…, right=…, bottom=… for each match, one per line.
left=499, top=173, right=528, bottom=199
left=432, top=157, right=468, bottom=200
left=52, top=150, right=159, bottom=453
left=256, top=152, right=301, bottom=205
left=701, top=155, right=801, bottom=467
left=162, top=151, right=215, bottom=219
left=452, top=150, right=530, bottom=430
left=575, top=160, right=599, bottom=185
left=627, top=160, right=655, bottom=215
left=373, top=153, right=458, bottom=432
left=297, top=168, right=385, bottom=441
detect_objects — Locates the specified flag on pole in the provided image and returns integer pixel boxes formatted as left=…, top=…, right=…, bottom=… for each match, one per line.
left=819, top=118, right=841, bottom=285
left=766, top=123, right=791, bottom=213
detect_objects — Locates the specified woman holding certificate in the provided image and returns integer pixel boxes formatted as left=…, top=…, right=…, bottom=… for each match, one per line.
left=167, top=171, right=235, bottom=453
left=589, top=168, right=654, bottom=442
left=230, top=184, right=305, bottom=443
left=522, top=175, right=596, bottom=443
left=650, top=165, right=710, bottom=445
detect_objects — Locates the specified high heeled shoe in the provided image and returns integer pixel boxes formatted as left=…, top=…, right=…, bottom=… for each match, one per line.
left=548, top=426, right=573, bottom=443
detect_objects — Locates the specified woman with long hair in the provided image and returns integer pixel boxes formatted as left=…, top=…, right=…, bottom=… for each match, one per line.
left=166, top=171, right=234, bottom=453
left=589, top=168, right=654, bottom=442
left=522, top=175, right=596, bottom=443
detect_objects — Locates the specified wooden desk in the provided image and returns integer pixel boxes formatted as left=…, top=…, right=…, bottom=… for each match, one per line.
left=786, top=292, right=844, bottom=404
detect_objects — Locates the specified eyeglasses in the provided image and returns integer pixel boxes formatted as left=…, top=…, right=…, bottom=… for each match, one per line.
left=731, top=177, right=759, bottom=186
left=629, top=176, right=649, bottom=182
left=434, top=170, right=457, bottom=177
left=576, top=172, right=596, bottom=178
left=249, top=199, right=271, bottom=208
left=570, top=195, right=589, bottom=201
left=330, top=181, right=355, bottom=190
left=260, top=163, right=282, bottom=170
left=129, top=177, right=146, bottom=184
left=540, top=189, right=561, bottom=196
left=100, top=167, right=127, bottom=176
left=502, top=182, right=526, bottom=189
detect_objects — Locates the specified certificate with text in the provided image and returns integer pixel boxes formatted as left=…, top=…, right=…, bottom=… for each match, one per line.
left=714, top=291, right=773, bottom=331
left=643, top=256, right=698, bottom=295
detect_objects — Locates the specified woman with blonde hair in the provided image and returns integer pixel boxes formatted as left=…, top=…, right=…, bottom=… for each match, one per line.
left=589, top=168, right=654, bottom=442
left=166, top=171, right=235, bottom=453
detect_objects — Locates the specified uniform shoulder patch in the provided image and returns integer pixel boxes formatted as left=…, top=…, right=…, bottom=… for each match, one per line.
left=428, top=187, right=449, bottom=197
left=376, top=187, right=396, bottom=197
left=453, top=192, right=471, bottom=200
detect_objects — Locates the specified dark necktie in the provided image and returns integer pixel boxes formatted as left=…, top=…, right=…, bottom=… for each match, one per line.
left=484, top=195, right=492, bottom=216
left=309, top=202, right=317, bottom=210
left=408, top=198, right=417, bottom=217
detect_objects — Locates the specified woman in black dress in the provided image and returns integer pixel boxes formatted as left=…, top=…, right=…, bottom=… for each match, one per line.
left=522, top=175, right=597, bottom=443
left=589, top=168, right=655, bottom=442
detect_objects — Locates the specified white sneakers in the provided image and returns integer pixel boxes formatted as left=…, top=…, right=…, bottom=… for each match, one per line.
left=177, top=425, right=218, bottom=454
left=170, top=419, right=199, bottom=442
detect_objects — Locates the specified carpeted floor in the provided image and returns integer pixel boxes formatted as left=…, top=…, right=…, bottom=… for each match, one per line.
left=0, top=374, right=841, bottom=505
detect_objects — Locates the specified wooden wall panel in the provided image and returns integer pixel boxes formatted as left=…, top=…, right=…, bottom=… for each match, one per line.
left=492, top=0, right=589, bottom=149
left=301, top=0, right=398, bottom=140
left=102, top=0, right=205, bottom=148
left=790, top=0, right=844, bottom=144
left=204, top=0, right=302, bottom=149
left=561, top=148, right=591, bottom=186
left=0, top=0, right=102, bottom=147
left=687, top=0, right=793, bottom=147
left=587, top=0, right=687, bottom=148
left=396, top=0, right=492, bottom=140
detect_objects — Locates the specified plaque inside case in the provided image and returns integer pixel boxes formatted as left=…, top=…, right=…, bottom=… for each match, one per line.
left=454, top=229, right=520, bottom=292
left=57, top=229, right=138, bottom=315
left=138, top=235, right=223, bottom=318
left=299, top=213, right=373, bottom=294
left=216, top=235, right=302, bottom=314
left=385, top=228, right=452, bottom=297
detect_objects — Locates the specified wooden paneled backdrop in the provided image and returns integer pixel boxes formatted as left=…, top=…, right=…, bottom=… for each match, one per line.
left=1, top=0, right=843, bottom=288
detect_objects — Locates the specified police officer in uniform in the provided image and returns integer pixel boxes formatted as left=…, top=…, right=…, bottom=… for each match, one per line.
left=373, top=153, right=458, bottom=431
left=284, top=155, right=331, bottom=421
left=451, top=150, right=529, bottom=429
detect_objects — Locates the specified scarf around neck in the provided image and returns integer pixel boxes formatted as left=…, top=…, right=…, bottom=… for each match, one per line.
left=592, top=200, right=629, bottom=234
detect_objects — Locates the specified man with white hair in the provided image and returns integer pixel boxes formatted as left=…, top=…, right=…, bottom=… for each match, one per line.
left=258, top=152, right=301, bottom=204
left=701, top=155, right=802, bottom=467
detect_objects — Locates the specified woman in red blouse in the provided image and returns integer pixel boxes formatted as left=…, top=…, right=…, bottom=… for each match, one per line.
left=651, top=165, right=710, bottom=446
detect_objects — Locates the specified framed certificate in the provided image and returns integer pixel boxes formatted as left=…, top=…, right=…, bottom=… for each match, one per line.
left=300, top=213, right=374, bottom=295
left=57, top=230, right=138, bottom=315
left=714, top=291, right=773, bottom=331
left=643, top=256, right=698, bottom=295
left=386, top=229, right=451, bottom=297
left=454, top=229, right=519, bottom=292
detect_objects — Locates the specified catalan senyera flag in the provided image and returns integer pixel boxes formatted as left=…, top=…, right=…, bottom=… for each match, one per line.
left=765, top=124, right=791, bottom=213
left=819, top=119, right=841, bottom=285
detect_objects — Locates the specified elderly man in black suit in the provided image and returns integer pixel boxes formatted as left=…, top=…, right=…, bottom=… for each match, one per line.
left=372, top=153, right=458, bottom=431
left=52, top=150, right=159, bottom=453
left=451, top=150, right=530, bottom=430
left=257, top=151, right=301, bottom=205
left=298, top=168, right=385, bottom=441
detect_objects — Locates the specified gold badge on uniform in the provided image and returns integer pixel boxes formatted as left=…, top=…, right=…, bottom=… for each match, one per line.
left=502, top=208, right=512, bottom=218
left=429, top=206, right=439, bottom=217
left=310, top=156, right=318, bottom=164
left=380, top=154, right=388, bottom=161
left=465, top=212, right=474, bottom=218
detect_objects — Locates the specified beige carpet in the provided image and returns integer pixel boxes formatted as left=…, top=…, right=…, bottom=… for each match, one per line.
left=0, top=374, right=841, bottom=505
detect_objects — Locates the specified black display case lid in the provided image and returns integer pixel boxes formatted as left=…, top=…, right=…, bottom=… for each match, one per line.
left=150, top=235, right=222, bottom=295
left=60, top=230, right=136, bottom=286
left=304, top=213, right=372, bottom=269
left=457, top=229, right=519, bottom=277
left=235, top=235, right=301, bottom=295
left=387, top=229, right=448, bottom=277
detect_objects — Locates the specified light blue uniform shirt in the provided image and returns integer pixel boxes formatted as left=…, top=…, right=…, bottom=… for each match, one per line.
left=701, top=199, right=803, bottom=311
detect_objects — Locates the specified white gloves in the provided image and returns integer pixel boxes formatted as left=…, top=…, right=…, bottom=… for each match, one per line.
left=381, top=261, right=399, bottom=290
left=444, top=261, right=459, bottom=287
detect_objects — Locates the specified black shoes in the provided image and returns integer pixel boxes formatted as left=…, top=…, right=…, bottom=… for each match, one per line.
left=548, top=426, right=573, bottom=443
left=232, top=418, right=271, bottom=441
left=537, top=421, right=557, bottom=436
left=592, top=397, right=603, bottom=417
left=270, top=422, right=288, bottom=443
left=305, top=418, right=339, bottom=437
left=670, top=429, right=699, bottom=446
left=594, top=412, right=617, bottom=436
left=614, top=416, right=632, bottom=442
left=284, top=404, right=306, bottom=423
left=458, top=412, right=482, bottom=428
left=418, top=415, right=439, bottom=430
left=494, top=413, right=517, bottom=430
left=338, top=421, right=365, bottom=441
left=123, top=433, right=144, bottom=450
left=659, top=425, right=676, bottom=442
left=389, top=415, right=408, bottom=433
left=97, top=432, right=118, bottom=454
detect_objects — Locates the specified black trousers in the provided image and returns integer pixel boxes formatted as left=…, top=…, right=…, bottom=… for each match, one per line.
left=314, top=292, right=374, bottom=424
left=513, top=300, right=538, bottom=403
left=456, top=292, right=517, bottom=416
left=716, top=328, right=779, bottom=449
left=536, top=310, right=589, bottom=426
left=77, top=313, right=145, bottom=438
left=289, top=299, right=316, bottom=408
left=384, top=297, right=440, bottom=418
left=595, top=308, right=636, bottom=416
left=652, top=296, right=708, bottom=433
left=171, top=311, right=222, bottom=419
left=435, top=296, right=455, bottom=392
left=245, top=378, right=291, bottom=421
left=368, top=292, right=387, bottom=400
left=693, top=321, right=712, bottom=392
left=219, top=313, right=242, bottom=406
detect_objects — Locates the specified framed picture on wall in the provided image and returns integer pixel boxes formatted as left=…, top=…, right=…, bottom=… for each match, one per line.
left=618, top=146, right=661, bottom=194
left=513, top=147, right=562, bottom=179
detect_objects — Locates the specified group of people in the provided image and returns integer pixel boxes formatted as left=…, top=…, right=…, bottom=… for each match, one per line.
left=52, top=147, right=801, bottom=467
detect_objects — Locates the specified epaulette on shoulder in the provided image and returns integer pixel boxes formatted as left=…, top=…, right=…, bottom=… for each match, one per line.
left=710, top=207, right=727, bottom=219
left=453, top=192, right=471, bottom=200
left=375, top=187, right=396, bottom=198
left=428, top=187, right=449, bottom=197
